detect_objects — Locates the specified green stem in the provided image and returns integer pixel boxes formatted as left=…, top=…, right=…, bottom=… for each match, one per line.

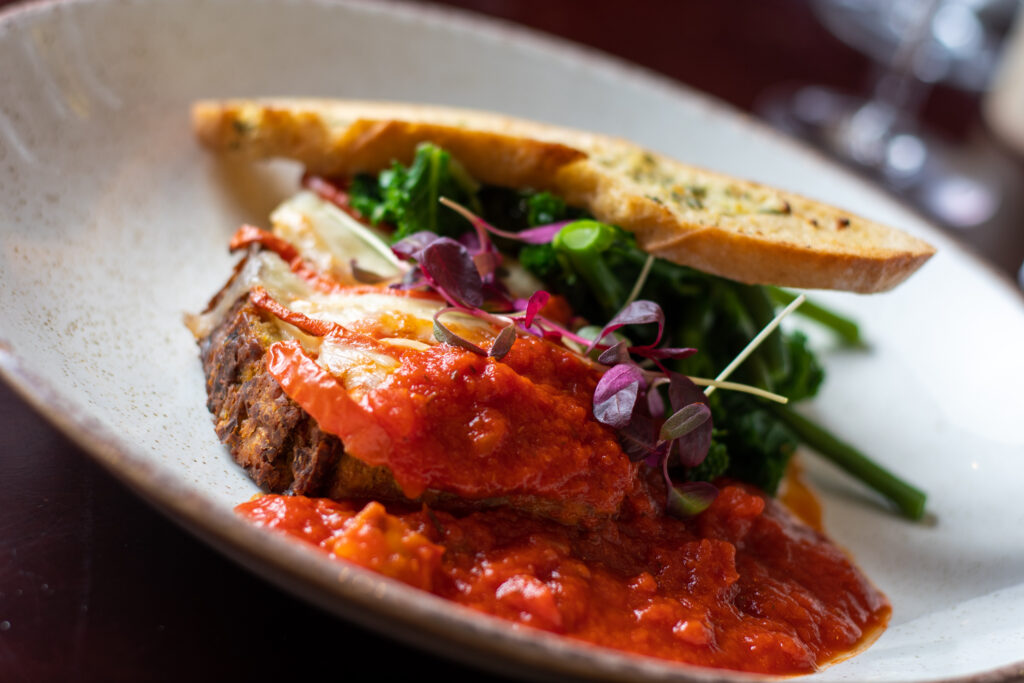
left=554, top=221, right=626, bottom=317
left=767, top=287, right=863, bottom=347
left=770, top=405, right=927, bottom=520
left=735, top=284, right=787, bottom=384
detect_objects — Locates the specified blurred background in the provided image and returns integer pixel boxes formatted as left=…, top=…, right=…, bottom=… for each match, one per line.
left=1, top=0, right=1022, bottom=680
left=423, top=0, right=1024, bottom=286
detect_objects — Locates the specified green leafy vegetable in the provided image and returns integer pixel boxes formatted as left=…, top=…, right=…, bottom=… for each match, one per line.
left=348, top=143, right=481, bottom=241
left=715, top=392, right=797, bottom=494
left=687, top=436, right=730, bottom=483
left=526, top=192, right=569, bottom=226
left=519, top=243, right=561, bottom=279
left=767, top=287, right=863, bottom=347
left=775, top=331, right=824, bottom=402
left=347, top=146, right=927, bottom=519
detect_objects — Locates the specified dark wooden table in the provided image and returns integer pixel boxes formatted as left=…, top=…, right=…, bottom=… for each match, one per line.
left=2, top=1, right=1022, bottom=681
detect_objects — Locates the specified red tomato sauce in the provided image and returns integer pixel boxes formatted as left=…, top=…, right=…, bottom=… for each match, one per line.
left=362, top=335, right=635, bottom=511
left=264, top=330, right=638, bottom=517
left=236, top=480, right=889, bottom=675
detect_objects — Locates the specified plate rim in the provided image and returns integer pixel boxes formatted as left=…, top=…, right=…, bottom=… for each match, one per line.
left=1, top=0, right=1022, bottom=680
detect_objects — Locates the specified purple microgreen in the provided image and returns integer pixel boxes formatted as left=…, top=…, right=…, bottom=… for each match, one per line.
left=440, top=196, right=568, bottom=245
left=390, top=266, right=426, bottom=291
left=507, top=221, right=570, bottom=245
left=623, top=253, right=656, bottom=307
left=523, top=290, right=550, bottom=328
left=618, top=411, right=663, bottom=463
left=439, top=197, right=493, bottom=254
left=529, top=317, right=605, bottom=349
left=703, top=292, right=807, bottom=399
left=587, top=300, right=665, bottom=352
left=646, top=382, right=665, bottom=418
left=676, top=423, right=713, bottom=468
left=418, top=238, right=485, bottom=309
left=349, top=259, right=391, bottom=284
left=668, top=372, right=708, bottom=412
left=659, top=403, right=711, bottom=442
left=473, top=251, right=501, bottom=280
left=432, top=308, right=487, bottom=356
left=643, top=449, right=664, bottom=469
left=667, top=373, right=713, bottom=467
left=593, top=364, right=644, bottom=429
left=666, top=481, right=718, bottom=518
left=457, top=230, right=482, bottom=252
left=488, top=324, right=517, bottom=360
left=637, top=346, right=698, bottom=361
left=392, top=231, right=441, bottom=260
left=542, top=329, right=564, bottom=343
left=597, top=341, right=632, bottom=366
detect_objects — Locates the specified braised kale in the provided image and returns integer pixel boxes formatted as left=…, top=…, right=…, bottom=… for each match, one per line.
left=349, top=143, right=481, bottom=241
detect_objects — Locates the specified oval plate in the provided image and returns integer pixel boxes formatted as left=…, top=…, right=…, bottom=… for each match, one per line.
left=1, top=1, right=1023, bottom=680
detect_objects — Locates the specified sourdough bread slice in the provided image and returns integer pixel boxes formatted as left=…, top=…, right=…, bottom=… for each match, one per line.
left=193, top=98, right=934, bottom=293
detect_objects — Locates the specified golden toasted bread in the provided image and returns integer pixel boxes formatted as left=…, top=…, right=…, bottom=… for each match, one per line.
left=193, top=98, right=934, bottom=293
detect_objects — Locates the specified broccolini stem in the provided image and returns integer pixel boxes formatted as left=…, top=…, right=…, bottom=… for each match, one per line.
left=553, top=221, right=626, bottom=316
left=770, top=405, right=927, bottom=520
left=734, top=284, right=787, bottom=386
left=767, top=287, right=863, bottom=347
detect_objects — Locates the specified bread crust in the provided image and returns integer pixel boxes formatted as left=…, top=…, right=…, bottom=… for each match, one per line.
left=193, top=98, right=935, bottom=293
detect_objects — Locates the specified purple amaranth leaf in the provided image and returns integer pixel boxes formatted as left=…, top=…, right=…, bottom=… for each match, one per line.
left=646, top=384, right=665, bottom=419
left=668, top=372, right=708, bottom=411
left=418, top=238, right=485, bottom=309
left=488, top=324, right=517, bottom=360
left=392, top=231, right=441, bottom=260
left=618, top=411, right=663, bottom=463
left=390, top=266, right=425, bottom=291
left=472, top=251, right=501, bottom=280
left=523, top=290, right=550, bottom=328
left=635, top=346, right=698, bottom=361
left=597, top=341, right=631, bottom=366
left=593, top=364, right=644, bottom=429
left=440, top=197, right=567, bottom=245
left=667, top=372, right=713, bottom=468
left=667, top=481, right=718, bottom=518
left=587, top=300, right=665, bottom=352
left=509, top=221, right=570, bottom=244
left=660, top=403, right=711, bottom=442
left=458, top=230, right=482, bottom=252
left=432, top=309, right=487, bottom=356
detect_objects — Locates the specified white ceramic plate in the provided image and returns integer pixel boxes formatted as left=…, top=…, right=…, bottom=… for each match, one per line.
left=2, top=0, right=1023, bottom=680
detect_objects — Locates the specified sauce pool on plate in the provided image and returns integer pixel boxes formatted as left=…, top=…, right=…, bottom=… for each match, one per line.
left=236, top=478, right=889, bottom=675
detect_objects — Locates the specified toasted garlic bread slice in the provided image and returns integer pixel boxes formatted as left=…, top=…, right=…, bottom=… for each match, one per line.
left=193, top=98, right=934, bottom=293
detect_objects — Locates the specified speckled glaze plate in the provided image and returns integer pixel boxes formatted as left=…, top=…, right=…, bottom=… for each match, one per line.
left=2, top=0, right=1023, bottom=680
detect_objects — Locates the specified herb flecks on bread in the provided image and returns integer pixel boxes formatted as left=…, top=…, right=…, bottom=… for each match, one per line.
left=193, top=99, right=934, bottom=293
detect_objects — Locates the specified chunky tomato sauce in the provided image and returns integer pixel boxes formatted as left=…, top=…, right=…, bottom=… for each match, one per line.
left=244, top=276, right=888, bottom=674
left=264, top=326, right=637, bottom=517
left=364, top=335, right=634, bottom=510
left=237, top=480, right=889, bottom=675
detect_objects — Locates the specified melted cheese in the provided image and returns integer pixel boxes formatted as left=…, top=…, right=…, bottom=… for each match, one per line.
left=270, top=190, right=403, bottom=282
left=189, top=192, right=501, bottom=397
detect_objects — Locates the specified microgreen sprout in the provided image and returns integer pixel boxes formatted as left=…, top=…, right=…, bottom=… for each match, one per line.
left=331, top=151, right=929, bottom=520
left=704, top=294, right=806, bottom=397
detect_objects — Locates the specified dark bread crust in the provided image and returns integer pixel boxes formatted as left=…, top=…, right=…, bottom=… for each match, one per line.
left=199, top=296, right=405, bottom=499
left=197, top=295, right=616, bottom=523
